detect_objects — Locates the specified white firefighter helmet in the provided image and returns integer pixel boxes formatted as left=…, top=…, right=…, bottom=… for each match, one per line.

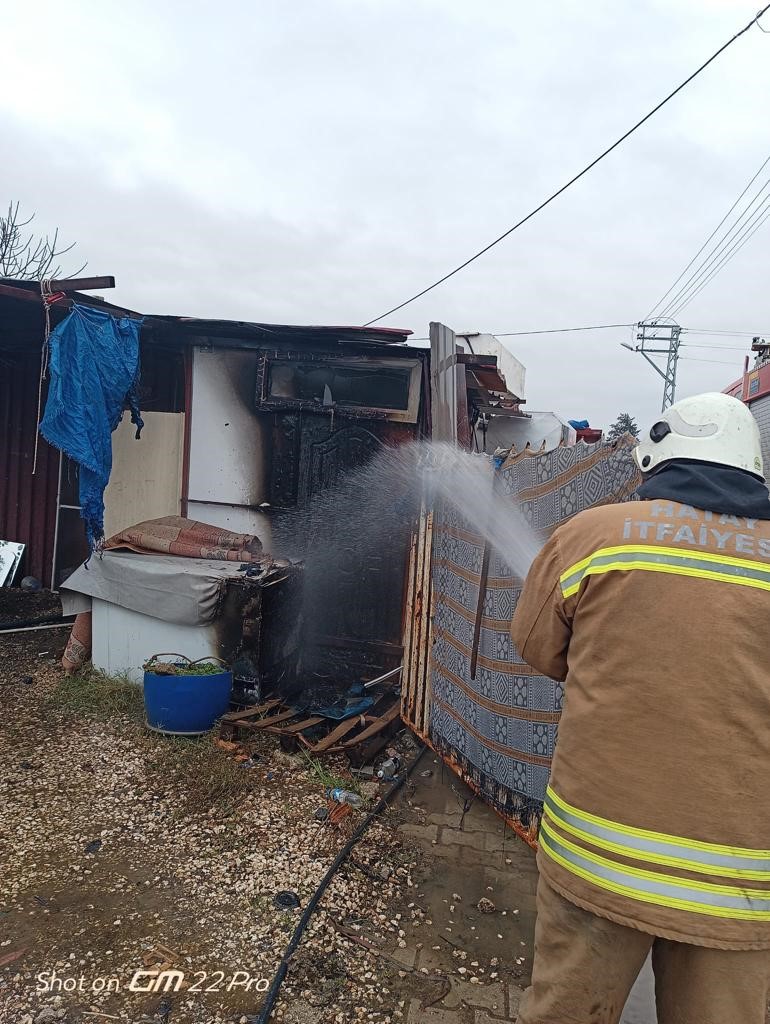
left=633, top=392, right=764, bottom=480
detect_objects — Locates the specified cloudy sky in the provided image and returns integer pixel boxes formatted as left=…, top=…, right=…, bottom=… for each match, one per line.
left=2, top=0, right=769, bottom=430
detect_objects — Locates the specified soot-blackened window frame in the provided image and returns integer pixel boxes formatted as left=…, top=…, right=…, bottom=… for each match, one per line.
left=254, top=351, right=422, bottom=424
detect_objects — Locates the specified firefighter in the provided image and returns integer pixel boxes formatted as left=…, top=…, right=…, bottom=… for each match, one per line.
left=510, top=392, right=770, bottom=1024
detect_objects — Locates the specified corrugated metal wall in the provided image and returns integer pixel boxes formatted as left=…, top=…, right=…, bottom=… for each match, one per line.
left=0, top=350, right=60, bottom=584
left=750, top=393, right=770, bottom=476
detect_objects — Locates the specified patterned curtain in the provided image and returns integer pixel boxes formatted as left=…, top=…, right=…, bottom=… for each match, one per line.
left=427, top=437, right=640, bottom=845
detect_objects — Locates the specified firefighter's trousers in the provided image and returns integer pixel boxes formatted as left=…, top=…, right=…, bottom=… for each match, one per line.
left=517, top=879, right=770, bottom=1024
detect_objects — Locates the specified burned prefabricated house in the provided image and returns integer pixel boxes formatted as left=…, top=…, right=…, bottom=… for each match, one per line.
left=143, top=312, right=431, bottom=689
left=2, top=282, right=523, bottom=705
left=10, top=282, right=637, bottom=817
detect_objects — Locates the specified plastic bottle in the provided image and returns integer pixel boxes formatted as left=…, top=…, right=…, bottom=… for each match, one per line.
left=376, top=757, right=402, bottom=780
left=326, top=787, right=363, bottom=808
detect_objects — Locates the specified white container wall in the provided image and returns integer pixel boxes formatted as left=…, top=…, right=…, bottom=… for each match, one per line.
left=90, top=599, right=222, bottom=684
left=187, top=346, right=272, bottom=545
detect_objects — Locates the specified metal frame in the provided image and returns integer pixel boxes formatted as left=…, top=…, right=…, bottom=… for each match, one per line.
left=429, top=322, right=459, bottom=443
left=624, top=321, right=682, bottom=411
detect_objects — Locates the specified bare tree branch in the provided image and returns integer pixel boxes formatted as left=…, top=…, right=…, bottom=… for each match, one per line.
left=0, top=202, right=87, bottom=280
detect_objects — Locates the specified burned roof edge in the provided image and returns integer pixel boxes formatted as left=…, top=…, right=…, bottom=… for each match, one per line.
left=0, top=279, right=413, bottom=348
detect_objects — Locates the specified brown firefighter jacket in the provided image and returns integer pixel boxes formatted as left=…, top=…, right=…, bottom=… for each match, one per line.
left=510, top=497, right=770, bottom=950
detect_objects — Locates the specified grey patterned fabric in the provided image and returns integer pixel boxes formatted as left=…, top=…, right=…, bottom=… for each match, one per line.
left=428, top=438, right=640, bottom=839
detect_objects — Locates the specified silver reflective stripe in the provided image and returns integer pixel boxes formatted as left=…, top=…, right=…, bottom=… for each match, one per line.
left=544, top=794, right=770, bottom=875
left=540, top=822, right=770, bottom=916
left=560, top=548, right=770, bottom=596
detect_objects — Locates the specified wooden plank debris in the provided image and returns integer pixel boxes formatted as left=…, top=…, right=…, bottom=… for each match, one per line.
left=218, top=691, right=401, bottom=760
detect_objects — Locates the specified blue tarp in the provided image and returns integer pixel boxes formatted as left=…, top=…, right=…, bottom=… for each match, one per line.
left=310, top=694, right=374, bottom=721
left=40, top=304, right=144, bottom=550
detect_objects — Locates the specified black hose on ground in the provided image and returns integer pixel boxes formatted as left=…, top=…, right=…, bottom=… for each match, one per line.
left=0, top=616, right=73, bottom=633
left=253, top=743, right=426, bottom=1024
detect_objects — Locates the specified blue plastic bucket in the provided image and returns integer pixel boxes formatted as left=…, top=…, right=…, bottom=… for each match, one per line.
left=143, top=655, right=233, bottom=736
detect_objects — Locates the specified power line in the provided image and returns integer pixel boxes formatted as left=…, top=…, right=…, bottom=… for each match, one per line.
left=660, top=184, right=770, bottom=318
left=658, top=189, right=769, bottom=319
left=409, top=322, right=632, bottom=341
left=679, top=355, right=747, bottom=366
left=686, top=328, right=770, bottom=337
left=663, top=187, right=770, bottom=318
left=471, top=323, right=633, bottom=338
left=672, top=204, right=770, bottom=317
left=681, top=342, right=751, bottom=351
left=409, top=324, right=769, bottom=343
left=363, top=5, right=770, bottom=327
left=646, top=152, right=770, bottom=320
left=646, top=352, right=743, bottom=366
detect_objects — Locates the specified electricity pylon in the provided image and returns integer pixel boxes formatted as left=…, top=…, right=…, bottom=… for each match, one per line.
left=621, top=321, right=682, bottom=412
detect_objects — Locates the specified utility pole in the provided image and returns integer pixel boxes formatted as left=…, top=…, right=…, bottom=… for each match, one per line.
left=621, top=321, right=682, bottom=412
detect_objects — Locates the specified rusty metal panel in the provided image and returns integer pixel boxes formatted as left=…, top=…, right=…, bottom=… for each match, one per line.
left=401, top=526, right=419, bottom=723
left=0, top=349, right=59, bottom=584
left=401, top=505, right=434, bottom=738
left=455, top=357, right=472, bottom=452
left=429, top=322, right=458, bottom=443
left=415, top=512, right=434, bottom=735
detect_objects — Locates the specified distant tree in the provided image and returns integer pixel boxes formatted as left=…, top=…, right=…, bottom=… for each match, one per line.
left=0, top=202, right=85, bottom=280
left=607, top=412, right=640, bottom=442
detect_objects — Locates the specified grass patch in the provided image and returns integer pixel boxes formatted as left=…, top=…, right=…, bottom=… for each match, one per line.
left=48, top=667, right=144, bottom=722
left=48, top=669, right=248, bottom=816
left=300, top=749, right=362, bottom=796
left=145, top=734, right=251, bottom=816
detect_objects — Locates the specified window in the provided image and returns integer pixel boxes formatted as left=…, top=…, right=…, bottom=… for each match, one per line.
left=257, top=355, right=422, bottom=423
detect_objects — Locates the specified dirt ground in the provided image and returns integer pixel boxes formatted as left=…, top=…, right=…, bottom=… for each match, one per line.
left=0, top=589, right=62, bottom=626
left=0, top=627, right=533, bottom=1024
left=10, top=625, right=765, bottom=1024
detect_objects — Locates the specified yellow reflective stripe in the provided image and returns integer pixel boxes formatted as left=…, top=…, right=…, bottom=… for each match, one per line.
left=541, top=819, right=770, bottom=898
left=542, top=805, right=770, bottom=881
left=547, top=787, right=770, bottom=860
left=539, top=820, right=770, bottom=920
left=559, top=544, right=770, bottom=598
left=563, top=543, right=770, bottom=577
left=562, top=561, right=770, bottom=599
left=540, top=827, right=770, bottom=921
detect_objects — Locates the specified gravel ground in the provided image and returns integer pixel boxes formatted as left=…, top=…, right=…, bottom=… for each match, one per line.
left=0, top=628, right=429, bottom=1024
left=0, top=589, right=62, bottom=626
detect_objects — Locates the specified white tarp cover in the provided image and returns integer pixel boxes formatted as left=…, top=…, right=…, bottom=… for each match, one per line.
left=60, top=551, right=251, bottom=625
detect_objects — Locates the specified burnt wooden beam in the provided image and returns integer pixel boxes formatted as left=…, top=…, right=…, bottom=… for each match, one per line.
left=49, top=276, right=115, bottom=292
left=0, top=277, right=115, bottom=305
left=0, top=282, right=44, bottom=303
